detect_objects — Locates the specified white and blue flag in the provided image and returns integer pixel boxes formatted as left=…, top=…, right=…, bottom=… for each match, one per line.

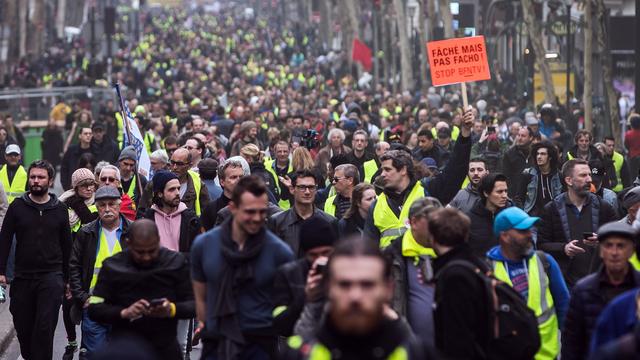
left=114, top=84, right=150, bottom=179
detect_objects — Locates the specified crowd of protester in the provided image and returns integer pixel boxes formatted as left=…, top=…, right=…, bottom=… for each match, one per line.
left=0, top=3, right=640, bottom=360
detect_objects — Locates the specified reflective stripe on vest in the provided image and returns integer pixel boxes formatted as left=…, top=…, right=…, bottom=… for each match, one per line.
left=566, top=152, right=574, bottom=160
left=363, top=159, right=378, bottom=184
left=323, top=195, right=337, bottom=217
left=493, top=254, right=559, bottom=360
left=188, top=170, right=202, bottom=216
left=0, top=165, right=27, bottom=204
left=91, top=227, right=123, bottom=289
left=71, top=205, right=98, bottom=233
left=373, top=182, right=425, bottom=248
left=612, top=151, right=624, bottom=192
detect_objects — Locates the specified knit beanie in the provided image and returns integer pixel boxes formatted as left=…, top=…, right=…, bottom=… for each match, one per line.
left=71, top=168, right=96, bottom=189
left=152, top=170, right=179, bottom=193
left=299, top=215, right=337, bottom=253
left=118, top=145, right=137, bottom=163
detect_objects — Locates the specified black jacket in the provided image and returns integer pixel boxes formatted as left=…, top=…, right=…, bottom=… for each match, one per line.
left=502, top=145, right=530, bottom=198
left=41, top=126, right=64, bottom=167
left=143, top=207, right=201, bottom=253
left=69, top=216, right=131, bottom=308
left=337, top=212, right=365, bottom=239
left=466, top=201, right=510, bottom=258
left=268, top=208, right=338, bottom=257
left=0, top=193, right=71, bottom=280
left=433, top=244, right=491, bottom=360
left=538, top=193, right=617, bottom=286
left=60, top=144, right=93, bottom=190
left=561, top=267, right=640, bottom=360
left=88, top=247, right=195, bottom=360
left=272, top=258, right=310, bottom=337
left=91, top=137, right=120, bottom=164
left=201, top=194, right=231, bottom=231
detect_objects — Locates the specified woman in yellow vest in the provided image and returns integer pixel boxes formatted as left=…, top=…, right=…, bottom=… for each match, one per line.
left=59, top=168, right=98, bottom=357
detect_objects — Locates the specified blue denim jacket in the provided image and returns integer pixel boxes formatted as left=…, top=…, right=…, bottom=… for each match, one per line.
left=523, top=167, right=563, bottom=213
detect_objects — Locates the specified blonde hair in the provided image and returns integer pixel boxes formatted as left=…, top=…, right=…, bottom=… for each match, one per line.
left=240, top=143, right=263, bottom=163
left=291, top=147, right=315, bottom=172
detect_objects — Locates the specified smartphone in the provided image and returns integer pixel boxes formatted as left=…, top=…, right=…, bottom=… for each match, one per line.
left=149, top=298, right=165, bottom=308
left=487, top=126, right=496, bottom=134
left=583, top=232, right=593, bottom=240
left=315, top=263, right=327, bottom=275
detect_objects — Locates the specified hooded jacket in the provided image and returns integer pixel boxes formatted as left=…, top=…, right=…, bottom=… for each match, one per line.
left=0, top=193, right=71, bottom=279
left=448, top=183, right=480, bottom=214
left=485, top=246, right=570, bottom=329
left=143, top=204, right=200, bottom=253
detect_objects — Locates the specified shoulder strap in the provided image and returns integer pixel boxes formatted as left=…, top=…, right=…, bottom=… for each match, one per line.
left=590, top=193, right=600, bottom=232
left=535, top=250, right=550, bottom=276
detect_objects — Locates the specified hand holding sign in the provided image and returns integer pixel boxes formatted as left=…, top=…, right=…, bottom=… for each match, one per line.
left=426, top=36, right=491, bottom=109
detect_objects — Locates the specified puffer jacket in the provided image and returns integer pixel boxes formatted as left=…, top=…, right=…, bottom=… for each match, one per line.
left=561, top=267, right=640, bottom=360
left=448, top=184, right=480, bottom=214
left=465, top=201, right=510, bottom=258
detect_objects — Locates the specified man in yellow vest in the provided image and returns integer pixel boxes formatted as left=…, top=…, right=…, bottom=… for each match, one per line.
left=265, top=140, right=293, bottom=209
left=0, top=145, right=27, bottom=204
left=117, top=146, right=148, bottom=207
left=488, top=207, right=570, bottom=360
left=169, top=148, right=209, bottom=216
left=603, top=136, right=630, bottom=192
left=362, top=141, right=390, bottom=184
left=364, top=109, right=474, bottom=247
left=69, top=186, right=131, bottom=358
left=323, top=164, right=358, bottom=219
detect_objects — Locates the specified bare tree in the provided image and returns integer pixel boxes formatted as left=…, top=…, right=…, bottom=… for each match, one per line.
left=583, top=0, right=593, bottom=131
left=417, top=0, right=429, bottom=92
left=521, top=0, right=555, bottom=105
left=318, top=0, right=332, bottom=49
left=438, top=0, right=453, bottom=38
left=338, top=0, right=359, bottom=72
left=595, top=0, right=620, bottom=140
left=392, top=0, right=414, bottom=91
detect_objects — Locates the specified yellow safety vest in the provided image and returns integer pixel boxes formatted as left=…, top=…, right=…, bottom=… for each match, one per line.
left=144, top=132, right=155, bottom=154
left=115, top=112, right=124, bottom=149
left=630, top=253, right=640, bottom=271
left=323, top=195, right=337, bottom=217
left=612, top=151, right=624, bottom=192
left=363, top=159, right=378, bottom=184
left=91, top=226, right=123, bottom=289
left=123, top=174, right=137, bottom=200
left=431, top=125, right=460, bottom=141
left=71, top=205, right=98, bottom=233
left=286, top=337, right=409, bottom=360
left=0, top=165, right=27, bottom=204
left=188, top=170, right=202, bottom=216
left=373, top=181, right=425, bottom=248
left=493, top=254, right=559, bottom=360
left=264, top=158, right=293, bottom=210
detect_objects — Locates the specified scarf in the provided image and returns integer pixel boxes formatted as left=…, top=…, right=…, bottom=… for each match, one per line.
left=213, top=218, right=265, bottom=360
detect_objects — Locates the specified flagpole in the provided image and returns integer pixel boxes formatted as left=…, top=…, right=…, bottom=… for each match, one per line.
left=114, top=82, right=145, bottom=205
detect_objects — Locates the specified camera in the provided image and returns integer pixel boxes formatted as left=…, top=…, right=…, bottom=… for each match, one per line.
left=301, top=129, right=318, bottom=150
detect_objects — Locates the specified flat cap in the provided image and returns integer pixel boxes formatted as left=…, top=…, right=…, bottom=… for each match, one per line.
left=597, top=221, right=637, bottom=242
left=94, top=186, right=121, bottom=201
left=623, top=186, right=640, bottom=209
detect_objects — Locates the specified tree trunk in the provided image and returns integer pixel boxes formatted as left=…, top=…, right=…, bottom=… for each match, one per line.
left=56, top=0, right=67, bottom=39
left=318, top=0, right=332, bottom=50
left=28, top=0, right=45, bottom=56
left=583, top=0, right=593, bottom=132
left=427, top=0, right=437, bottom=41
left=338, top=0, right=359, bottom=73
left=392, top=0, right=414, bottom=91
left=521, top=0, right=555, bottom=105
left=417, top=0, right=429, bottom=91
left=18, top=0, right=27, bottom=59
left=438, top=0, right=453, bottom=38
left=381, top=3, right=391, bottom=87
left=595, top=0, right=619, bottom=141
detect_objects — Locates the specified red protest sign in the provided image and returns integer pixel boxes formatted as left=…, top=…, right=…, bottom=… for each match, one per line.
left=426, top=36, right=491, bottom=86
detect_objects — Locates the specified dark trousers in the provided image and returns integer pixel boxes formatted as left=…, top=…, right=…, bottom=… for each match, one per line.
left=62, top=295, right=77, bottom=342
left=9, top=273, right=64, bottom=360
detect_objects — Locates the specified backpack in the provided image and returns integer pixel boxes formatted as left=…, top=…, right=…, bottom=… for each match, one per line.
left=440, top=260, right=541, bottom=360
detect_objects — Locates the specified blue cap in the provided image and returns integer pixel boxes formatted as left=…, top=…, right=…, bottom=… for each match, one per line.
left=420, top=157, right=438, bottom=169
left=493, top=207, right=540, bottom=236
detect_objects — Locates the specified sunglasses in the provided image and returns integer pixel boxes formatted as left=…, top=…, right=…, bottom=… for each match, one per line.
left=100, top=176, right=117, bottom=183
left=170, top=160, right=189, bottom=167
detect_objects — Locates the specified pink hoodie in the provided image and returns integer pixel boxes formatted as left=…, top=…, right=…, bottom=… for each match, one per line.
left=152, top=202, right=187, bottom=252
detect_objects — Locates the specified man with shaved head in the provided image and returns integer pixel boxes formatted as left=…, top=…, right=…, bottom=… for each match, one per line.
left=88, top=219, right=194, bottom=360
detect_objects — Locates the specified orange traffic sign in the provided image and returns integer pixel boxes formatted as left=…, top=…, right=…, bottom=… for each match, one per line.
left=426, top=36, right=491, bottom=86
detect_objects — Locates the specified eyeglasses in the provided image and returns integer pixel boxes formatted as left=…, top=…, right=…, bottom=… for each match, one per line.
left=78, top=182, right=96, bottom=189
left=332, top=177, right=347, bottom=183
left=100, top=177, right=117, bottom=183
left=295, top=185, right=317, bottom=192
left=170, top=160, right=189, bottom=167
